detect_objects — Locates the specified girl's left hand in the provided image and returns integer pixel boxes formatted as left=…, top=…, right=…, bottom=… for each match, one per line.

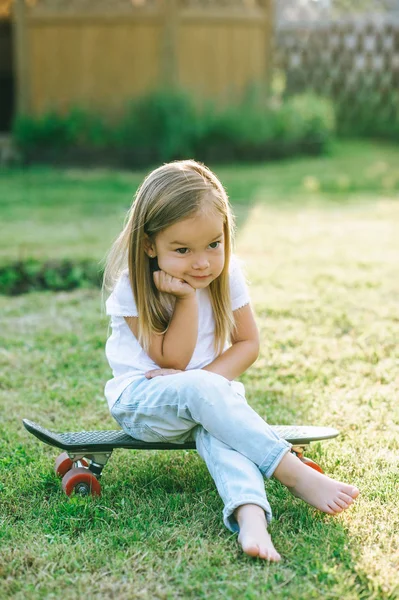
left=153, top=270, right=195, bottom=299
left=145, top=368, right=183, bottom=379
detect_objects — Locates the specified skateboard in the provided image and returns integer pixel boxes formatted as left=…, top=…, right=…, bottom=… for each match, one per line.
left=22, top=419, right=339, bottom=497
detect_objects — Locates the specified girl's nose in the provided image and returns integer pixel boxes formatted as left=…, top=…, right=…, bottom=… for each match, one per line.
left=192, top=255, right=210, bottom=270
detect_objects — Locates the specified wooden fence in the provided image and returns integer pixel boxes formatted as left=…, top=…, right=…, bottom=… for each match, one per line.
left=13, top=0, right=273, bottom=117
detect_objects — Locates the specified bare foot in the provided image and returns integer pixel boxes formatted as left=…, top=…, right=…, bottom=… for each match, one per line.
left=235, top=504, right=281, bottom=562
left=273, top=452, right=359, bottom=515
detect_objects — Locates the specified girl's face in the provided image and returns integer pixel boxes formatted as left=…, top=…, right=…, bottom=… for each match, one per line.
left=146, top=209, right=226, bottom=290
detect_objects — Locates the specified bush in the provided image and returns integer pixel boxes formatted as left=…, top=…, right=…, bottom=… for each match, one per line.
left=13, top=112, right=72, bottom=150
left=12, top=89, right=336, bottom=167
left=336, top=89, right=399, bottom=140
left=115, top=89, right=198, bottom=166
left=0, top=260, right=102, bottom=295
left=13, top=108, right=112, bottom=151
left=194, top=92, right=334, bottom=162
left=275, top=94, right=335, bottom=155
left=194, top=99, right=276, bottom=162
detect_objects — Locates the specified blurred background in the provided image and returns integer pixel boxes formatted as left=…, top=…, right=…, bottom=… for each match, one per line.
left=1, top=0, right=399, bottom=292
left=1, top=0, right=399, bottom=167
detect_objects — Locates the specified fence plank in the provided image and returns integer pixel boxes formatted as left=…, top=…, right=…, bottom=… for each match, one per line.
left=13, top=0, right=31, bottom=114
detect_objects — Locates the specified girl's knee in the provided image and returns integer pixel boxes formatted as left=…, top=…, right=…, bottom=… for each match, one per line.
left=182, top=369, right=229, bottom=390
left=178, top=370, right=231, bottom=405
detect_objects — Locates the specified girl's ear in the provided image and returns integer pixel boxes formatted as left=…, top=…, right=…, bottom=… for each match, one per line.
left=143, top=234, right=157, bottom=258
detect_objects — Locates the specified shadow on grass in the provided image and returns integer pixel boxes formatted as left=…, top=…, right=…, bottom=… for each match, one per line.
left=2, top=440, right=366, bottom=596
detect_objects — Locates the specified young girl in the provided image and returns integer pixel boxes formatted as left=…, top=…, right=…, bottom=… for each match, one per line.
left=103, top=160, right=359, bottom=561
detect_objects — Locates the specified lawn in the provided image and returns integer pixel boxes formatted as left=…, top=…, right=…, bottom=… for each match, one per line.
left=0, top=141, right=398, bottom=599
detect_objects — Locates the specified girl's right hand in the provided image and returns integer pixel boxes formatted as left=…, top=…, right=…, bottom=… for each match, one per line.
left=145, top=368, right=183, bottom=379
left=153, top=270, right=195, bottom=299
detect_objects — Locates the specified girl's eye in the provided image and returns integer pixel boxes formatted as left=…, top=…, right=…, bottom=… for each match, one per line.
left=176, top=248, right=189, bottom=255
left=209, top=241, right=221, bottom=249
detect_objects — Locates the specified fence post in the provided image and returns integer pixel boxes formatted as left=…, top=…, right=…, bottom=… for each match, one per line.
left=265, top=0, right=275, bottom=94
left=13, top=0, right=31, bottom=115
left=161, top=0, right=178, bottom=89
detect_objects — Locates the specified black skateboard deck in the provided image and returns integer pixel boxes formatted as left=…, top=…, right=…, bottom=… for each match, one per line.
left=22, top=419, right=339, bottom=497
left=23, top=419, right=339, bottom=453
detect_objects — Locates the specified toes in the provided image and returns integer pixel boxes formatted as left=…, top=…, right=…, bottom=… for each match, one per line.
left=328, top=485, right=359, bottom=513
left=328, top=500, right=344, bottom=513
left=334, top=496, right=351, bottom=509
left=341, top=484, right=360, bottom=499
left=239, top=537, right=281, bottom=562
left=270, top=551, right=282, bottom=562
left=242, top=543, right=261, bottom=557
left=258, top=547, right=281, bottom=562
left=338, top=492, right=354, bottom=506
left=324, top=503, right=338, bottom=515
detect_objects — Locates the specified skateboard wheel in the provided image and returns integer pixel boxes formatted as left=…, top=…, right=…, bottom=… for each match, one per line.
left=299, top=456, right=324, bottom=474
left=55, top=452, right=88, bottom=477
left=61, top=467, right=101, bottom=497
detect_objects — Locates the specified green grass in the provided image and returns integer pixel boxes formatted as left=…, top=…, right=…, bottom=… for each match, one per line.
left=1, top=139, right=399, bottom=265
left=0, top=140, right=399, bottom=599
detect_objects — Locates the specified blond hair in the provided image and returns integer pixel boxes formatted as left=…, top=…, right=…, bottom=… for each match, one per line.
left=103, top=159, right=236, bottom=355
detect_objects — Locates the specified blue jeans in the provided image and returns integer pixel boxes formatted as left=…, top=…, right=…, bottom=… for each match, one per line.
left=110, top=369, right=291, bottom=532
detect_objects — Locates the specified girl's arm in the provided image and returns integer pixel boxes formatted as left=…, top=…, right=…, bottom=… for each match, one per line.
left=125, top=271, right=198, bottom=370
left=202, top=303, right=259, bottom=381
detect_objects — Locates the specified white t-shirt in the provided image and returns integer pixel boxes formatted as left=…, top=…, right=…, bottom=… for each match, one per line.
left=104, top=255, right=250, bottom=409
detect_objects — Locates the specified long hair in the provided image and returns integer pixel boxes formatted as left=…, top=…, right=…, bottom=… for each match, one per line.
left=103, top=160, right=236, bottom=355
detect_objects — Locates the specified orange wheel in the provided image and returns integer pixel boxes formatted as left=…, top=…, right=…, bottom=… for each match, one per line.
left=55, top=452, right=73, bottom=477
left=299, top=456, right=324, bottom=474
left=61, top=467, right=101, bottom=497
left=55, top=452, right=88, bottom=477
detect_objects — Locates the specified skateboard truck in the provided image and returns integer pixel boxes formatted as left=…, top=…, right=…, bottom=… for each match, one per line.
left=291, top=445, right=323, bottom=473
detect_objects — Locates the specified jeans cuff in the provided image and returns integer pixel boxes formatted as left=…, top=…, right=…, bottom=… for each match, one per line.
left=223, top=497, right=273, bottom=533
left=259, top=442, right=292, bottom=479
